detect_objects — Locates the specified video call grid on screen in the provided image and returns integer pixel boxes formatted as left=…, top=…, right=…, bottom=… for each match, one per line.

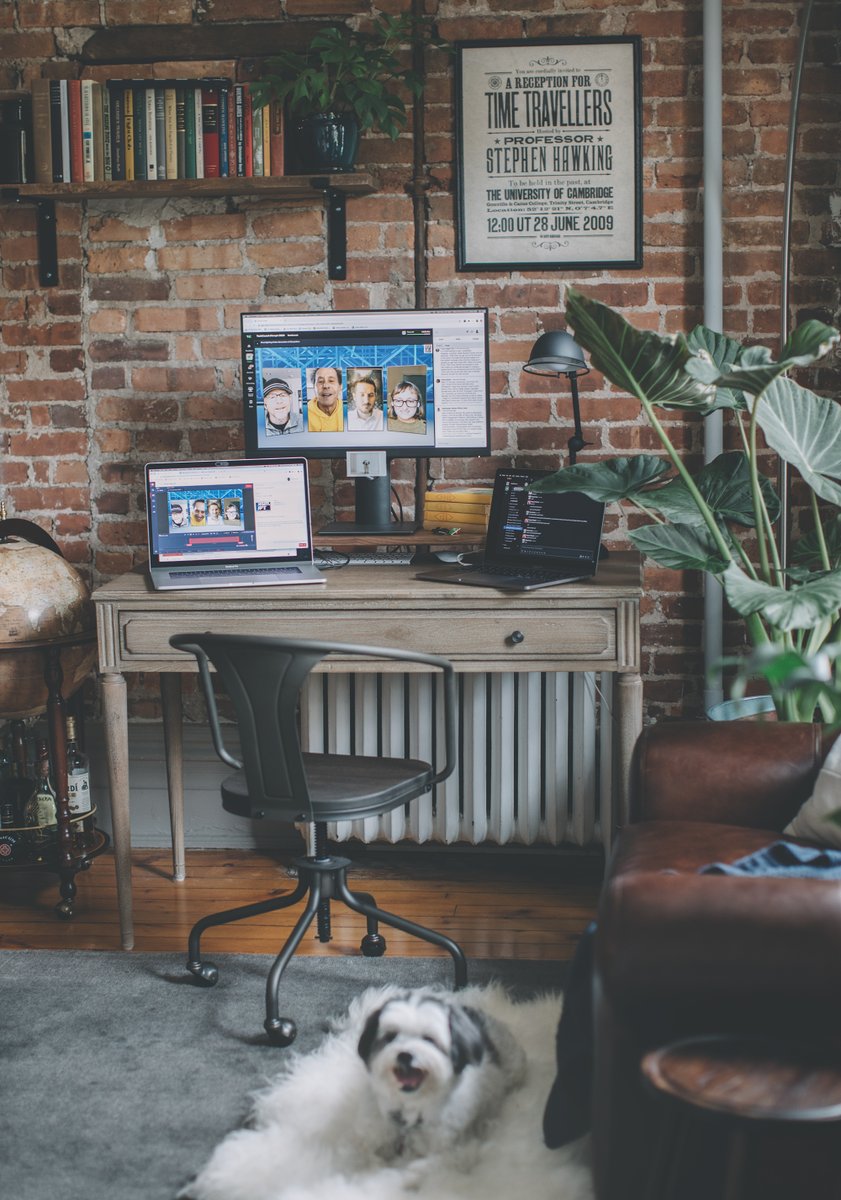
left=147, top=461, right=312, bottom=565
left=241, top=309, right=491, bottom=457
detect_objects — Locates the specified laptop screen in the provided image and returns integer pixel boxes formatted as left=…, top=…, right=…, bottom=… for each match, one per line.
left=146, top=457, right=315, bottom=569
left=484, top=469, right=605, bottom=568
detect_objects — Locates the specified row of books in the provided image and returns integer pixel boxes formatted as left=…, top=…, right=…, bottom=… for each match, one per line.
left=30, top=77, right=284, bottom=185
left=421, top=488, right=493, bottom=535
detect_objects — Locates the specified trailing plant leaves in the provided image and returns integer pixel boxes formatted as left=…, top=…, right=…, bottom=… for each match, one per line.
left=564, top=287, right=716, bottom=411
left=532, top=455, right=670, bottom=503
left=629, top=523, right=730, bottom=573
left=723, top=563, right=841, bottom=632
left=647, top=452, right=780, bottom=528
left=755, top=376, right=841, bottom=507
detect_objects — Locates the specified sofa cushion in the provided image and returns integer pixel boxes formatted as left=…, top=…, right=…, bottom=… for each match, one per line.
left=784, top=733, right=841, bottom=848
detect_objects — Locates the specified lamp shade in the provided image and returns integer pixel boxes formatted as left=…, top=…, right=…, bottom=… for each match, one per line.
left=523, top=330, right=589, bottom=377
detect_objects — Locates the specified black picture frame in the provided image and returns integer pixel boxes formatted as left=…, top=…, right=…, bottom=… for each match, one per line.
left=455, top=37, right=643, bottom=272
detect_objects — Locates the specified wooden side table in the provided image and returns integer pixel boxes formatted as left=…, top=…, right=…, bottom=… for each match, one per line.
left=641, top=1036, right=841, bottom=1200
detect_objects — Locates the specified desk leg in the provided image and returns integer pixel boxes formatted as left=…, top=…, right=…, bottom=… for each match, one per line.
left=160, top=672, right=186, bottom=883
left=101, top=671, right=133, bottom=951
left=617, top=671, right=643, bottom=829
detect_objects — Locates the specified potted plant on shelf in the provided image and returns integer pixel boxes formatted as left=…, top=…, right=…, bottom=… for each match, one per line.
left=250, top=14, right=436, bottom=173
left=534, top=286, right=841, bottom=721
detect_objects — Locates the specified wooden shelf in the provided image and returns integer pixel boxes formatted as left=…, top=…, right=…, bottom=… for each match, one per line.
left=7, top=173, right=374, bottom=285
left=13, top=173, right=374, bottom=202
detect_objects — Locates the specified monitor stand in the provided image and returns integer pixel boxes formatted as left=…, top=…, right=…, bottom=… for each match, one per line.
left=318, top=473, right=418, bottom=538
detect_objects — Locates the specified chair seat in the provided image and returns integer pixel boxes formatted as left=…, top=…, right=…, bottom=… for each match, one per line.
left=221, top=752, right=434, bottom=823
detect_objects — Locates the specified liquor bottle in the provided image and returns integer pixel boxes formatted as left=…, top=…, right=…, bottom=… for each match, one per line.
left=24, top=739, right=57, bottom=842
left=65, top=716, right=92, bottom=818
left=0, top=721, right=35, bottom=828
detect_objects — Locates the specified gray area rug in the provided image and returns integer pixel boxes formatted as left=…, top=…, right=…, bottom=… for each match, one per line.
left=0, top=950, right=565, bottom=1200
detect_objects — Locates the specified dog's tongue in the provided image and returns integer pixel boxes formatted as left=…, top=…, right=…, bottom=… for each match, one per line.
left=394, top=1064, right=426, bottom=1092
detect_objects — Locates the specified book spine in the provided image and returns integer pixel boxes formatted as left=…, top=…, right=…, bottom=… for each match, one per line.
left=243, top=86, right=253, bottom=177
left=234, top=84, right=245, bottom=176
left=175, top=84, right=186, bottom=179
left=251, top=92, right=263, bottom=177
left=200, top=85, right=220, bottom=178
left=91, top=81, right=104, bottom=181
left=193, top=84, right=204, bottom=178
left=123, top=83, right=135, bottom=181
left=262, top=100, right=271, bottom=176
left=217, top=84, right=229, bottom=177
left=80, top=80, right=95, bottom=181
left=423, top=508, right=491, bottom=524
left=107, top=84, right=124, bottom=180
left=58, top=79, right=70, bottom=183
left=68, top=78, right=83, bottom=182
left=164, top=85, right=177, bottom=179
left=144, top=85, right=156, bottom=180
left=154, top=85, right=166, bottom=179
left=268, top=100, right=284, bottom=177
left=132, top=84, right=146, bottom=180
left=226, top=83, right=237, bottom=176
left=184, top=85, right=196, bottom=178
left=31, top=80, right=53, bottom=184
left=48, top=80, right=63, bottom=181
left=101, top=83, right=112, bottom=180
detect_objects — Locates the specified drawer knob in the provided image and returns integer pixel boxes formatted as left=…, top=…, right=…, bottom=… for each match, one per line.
left=507, top=630, right=525, bottom=645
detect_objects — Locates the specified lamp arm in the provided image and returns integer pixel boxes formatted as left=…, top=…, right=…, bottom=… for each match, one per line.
left=567, top=373, right=587, bottom=465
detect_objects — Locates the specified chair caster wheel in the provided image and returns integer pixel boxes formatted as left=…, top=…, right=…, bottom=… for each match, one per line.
left=361, top=933, right=387, bottom=957
left=265, top=1017, right=297, bottom=1046
left=187, top=960, right=219, bottom=987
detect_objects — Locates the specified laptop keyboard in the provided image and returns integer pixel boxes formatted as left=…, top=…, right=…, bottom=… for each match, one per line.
left=487, top=564, right=576, bottom=580
left=175, top=566, right=301, bottom=579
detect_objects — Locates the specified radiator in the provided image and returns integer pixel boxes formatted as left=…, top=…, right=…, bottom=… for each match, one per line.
left=301, top=671, right=614, bottom=852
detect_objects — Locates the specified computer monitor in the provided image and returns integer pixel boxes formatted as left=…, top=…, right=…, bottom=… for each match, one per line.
left=241, top=308, right=491, bottom=535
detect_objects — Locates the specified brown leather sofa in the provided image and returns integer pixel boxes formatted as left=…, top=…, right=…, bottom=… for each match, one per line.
left=593, top=721, right=841, bottom=1200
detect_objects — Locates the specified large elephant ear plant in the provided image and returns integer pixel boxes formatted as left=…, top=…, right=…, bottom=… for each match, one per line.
left=535, top=286, right=841, bottom=721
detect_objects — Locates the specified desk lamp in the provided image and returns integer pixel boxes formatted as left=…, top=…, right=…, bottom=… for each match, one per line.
left=523, top=330, right=590, bottom=465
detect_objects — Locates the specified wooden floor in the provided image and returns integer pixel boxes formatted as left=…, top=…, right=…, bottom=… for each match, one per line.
left=0, top=846, right=602, bottom=962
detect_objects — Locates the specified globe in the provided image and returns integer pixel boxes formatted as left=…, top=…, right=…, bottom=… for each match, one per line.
left=0, top=524, right=96, bottom=719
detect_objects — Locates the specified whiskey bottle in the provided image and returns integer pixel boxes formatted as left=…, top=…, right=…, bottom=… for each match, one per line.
left=65, top=716, right=92, bottom=818
left=0, top=722, right=35, bottom=828
left=24, top=739, right=57, bottom=842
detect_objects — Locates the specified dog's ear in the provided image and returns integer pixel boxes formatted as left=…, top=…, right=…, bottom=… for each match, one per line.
left=358, top=1007, right=384, bottom=1064
left=448, top=1004, right=493, bottom=1074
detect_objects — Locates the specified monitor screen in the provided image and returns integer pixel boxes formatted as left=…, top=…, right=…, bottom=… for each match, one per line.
left=241, top=308, right=491, bottom=458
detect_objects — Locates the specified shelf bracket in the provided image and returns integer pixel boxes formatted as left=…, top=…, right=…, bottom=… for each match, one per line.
left=35, top=200, right=59, bottom=287
left=325, top=187, right=347, bottom=281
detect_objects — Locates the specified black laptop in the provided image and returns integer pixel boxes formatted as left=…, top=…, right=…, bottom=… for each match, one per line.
left=415, top=467, right=605, bottom=591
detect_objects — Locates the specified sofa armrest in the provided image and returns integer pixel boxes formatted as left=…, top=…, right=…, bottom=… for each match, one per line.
left=630, top=722, right=837, bottom=829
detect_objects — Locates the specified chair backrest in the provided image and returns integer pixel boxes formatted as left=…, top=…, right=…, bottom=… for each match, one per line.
left=169, top=632, right=456, bottom=823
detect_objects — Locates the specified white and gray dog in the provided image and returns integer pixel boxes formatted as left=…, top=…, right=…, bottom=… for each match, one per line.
left=357, top=987, right=527, bottom=1160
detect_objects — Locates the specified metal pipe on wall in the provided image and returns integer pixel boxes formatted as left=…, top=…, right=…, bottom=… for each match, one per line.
left=703, top=0, right=724, bottom=712
left=778, top=0, right=815, bottom=567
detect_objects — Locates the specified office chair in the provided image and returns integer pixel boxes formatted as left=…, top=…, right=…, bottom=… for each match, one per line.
left=169, top=632, right=467, bottom=1045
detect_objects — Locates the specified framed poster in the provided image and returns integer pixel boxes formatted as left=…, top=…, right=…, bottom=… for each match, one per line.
left=455, top=37, right=643, bottom=272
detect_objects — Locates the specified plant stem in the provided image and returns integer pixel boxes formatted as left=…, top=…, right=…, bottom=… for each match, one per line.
left=810, top=490, right=832, bottom=572
left=747, top=396, right=773, bottom=583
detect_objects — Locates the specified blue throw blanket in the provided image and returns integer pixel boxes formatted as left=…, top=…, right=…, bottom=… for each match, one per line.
left=700, top=840, right=841, bottom=879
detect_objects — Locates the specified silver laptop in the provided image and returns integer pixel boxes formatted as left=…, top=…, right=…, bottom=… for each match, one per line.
left=145, top=457, right=325, bottom=590
left=415, top=467, right=605, bottom=591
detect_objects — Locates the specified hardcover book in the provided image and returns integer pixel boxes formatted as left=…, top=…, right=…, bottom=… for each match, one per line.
left=31, top=80, right=53, bottom=184
left=200, top=85, right=220, bottom=178
left=68, top=78, right=83, bottom=182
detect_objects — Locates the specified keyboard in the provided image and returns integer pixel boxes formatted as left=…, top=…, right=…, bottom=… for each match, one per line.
left=345, top=552, right=414, bottom=566
left=175, top=566, right=301, bottom=579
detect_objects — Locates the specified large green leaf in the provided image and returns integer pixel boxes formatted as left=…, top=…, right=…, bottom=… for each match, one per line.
left=723, top=563, right=841, bottom=632
left=686, top=326, right=748, bottom=412
left=629, top=523, right=730, bottom=572
left=685, top=322, right=839, bottom=398
left=532, top=456, right=670, bottom=503
left=564, top=287, right=716, bottom=411
left=791, top=514, right=841, bottom=571
left=648, top=452, right=780, bottom=528
left=755, top=376, right=841, bottom=507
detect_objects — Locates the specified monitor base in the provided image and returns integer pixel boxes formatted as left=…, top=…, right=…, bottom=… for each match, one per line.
left=317, top=520, right=419, bottom=538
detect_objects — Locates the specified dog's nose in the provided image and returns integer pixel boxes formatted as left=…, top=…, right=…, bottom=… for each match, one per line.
left=396, top=1051, right=413, bottom=1067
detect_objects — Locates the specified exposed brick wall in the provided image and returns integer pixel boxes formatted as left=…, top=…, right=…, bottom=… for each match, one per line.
left=1, top=0, right=839, bottom=722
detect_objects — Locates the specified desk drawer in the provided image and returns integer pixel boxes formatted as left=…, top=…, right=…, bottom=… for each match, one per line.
left=118, top=608, right=615, bottom=667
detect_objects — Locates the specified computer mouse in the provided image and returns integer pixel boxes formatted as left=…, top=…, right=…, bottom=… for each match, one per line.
left=434, top=550, right=463, bottom=563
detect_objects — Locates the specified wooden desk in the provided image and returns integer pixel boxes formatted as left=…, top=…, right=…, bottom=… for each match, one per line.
left=92, top=554, right=642, bottom=949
